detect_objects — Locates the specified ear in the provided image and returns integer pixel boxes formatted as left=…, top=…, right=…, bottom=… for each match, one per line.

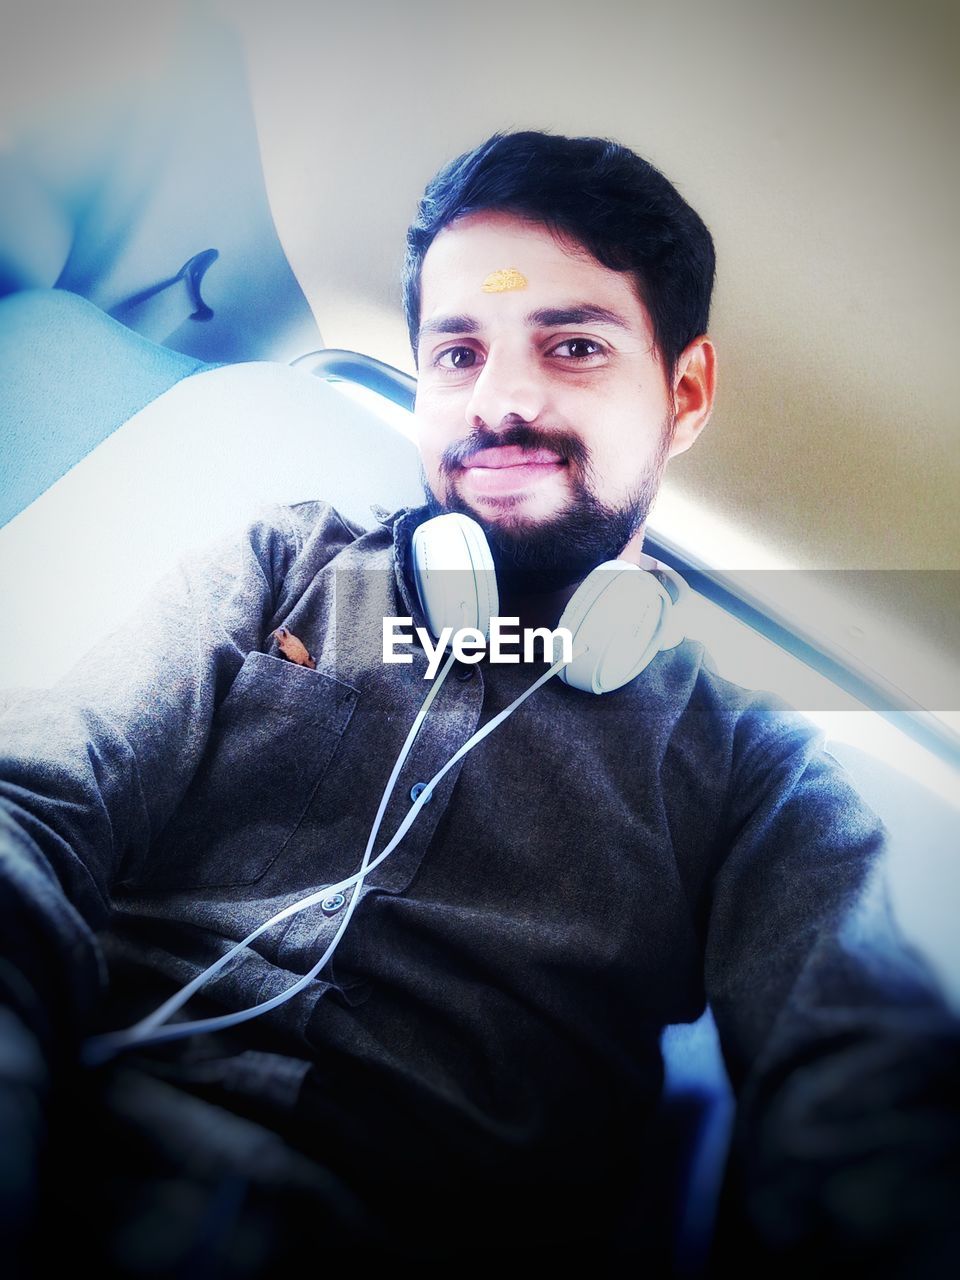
left=667, top=335, right=716, bottom=459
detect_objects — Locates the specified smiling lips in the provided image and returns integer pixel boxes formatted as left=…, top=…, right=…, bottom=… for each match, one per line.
left=460, top=445, right=566, bottom=495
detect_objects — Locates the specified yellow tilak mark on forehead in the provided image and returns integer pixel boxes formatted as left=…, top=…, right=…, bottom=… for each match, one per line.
left=481, top=268, right=528, bottom=293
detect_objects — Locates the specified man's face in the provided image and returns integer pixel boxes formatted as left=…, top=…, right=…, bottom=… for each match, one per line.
left=413, top=210, right=681, bottom=588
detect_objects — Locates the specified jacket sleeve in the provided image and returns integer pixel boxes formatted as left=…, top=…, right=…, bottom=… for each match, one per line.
left=704, top=695, right=960, bottom=1277
left=0, top=501, right=340, bottom=1072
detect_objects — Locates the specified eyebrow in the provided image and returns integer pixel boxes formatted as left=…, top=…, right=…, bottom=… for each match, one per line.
left=417, top=304, right=633, bottom=345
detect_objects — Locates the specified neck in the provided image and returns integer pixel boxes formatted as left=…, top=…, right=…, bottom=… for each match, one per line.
left=497, top=522, right=649, bottom=631
left=497, top=581, right=580, bottom=633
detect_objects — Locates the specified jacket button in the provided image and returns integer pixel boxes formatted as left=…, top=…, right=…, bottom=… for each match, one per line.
left=410, top=782, right=432, bottom=804
left=321, top=893, right=346, bottom=915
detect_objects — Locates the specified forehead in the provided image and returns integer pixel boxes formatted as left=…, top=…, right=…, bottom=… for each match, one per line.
left=418, top=210, right=652, bottom=332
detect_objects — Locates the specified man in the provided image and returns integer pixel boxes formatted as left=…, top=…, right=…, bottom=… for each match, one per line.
left=1, top=131, right=957, bottom=1277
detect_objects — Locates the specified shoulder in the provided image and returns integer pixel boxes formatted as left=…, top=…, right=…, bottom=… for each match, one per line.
left=650, top=637, right=814, bottom=740
left=676, top=648, right=880, bottom=849
left=220, top=497, right=374, bottom=570
left=277, top=498, right=369, bottom=551
left=142, top=500, right=378, bottom=622
left=651, top=638, right=828, bottom=788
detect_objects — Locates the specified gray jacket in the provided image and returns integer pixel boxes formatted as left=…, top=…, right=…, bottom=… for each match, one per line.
left=1, top=498, right=957, bottom=1268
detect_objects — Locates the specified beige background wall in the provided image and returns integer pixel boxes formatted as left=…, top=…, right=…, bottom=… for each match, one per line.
left=2, top=0, right=957, bottom=711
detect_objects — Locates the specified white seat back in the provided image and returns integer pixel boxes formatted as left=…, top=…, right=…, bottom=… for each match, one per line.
left=0, top=362, right=423, bottom=689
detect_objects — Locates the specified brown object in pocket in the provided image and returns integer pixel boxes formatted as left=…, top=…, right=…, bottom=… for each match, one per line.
left=272, top=627, right=316, bottom=669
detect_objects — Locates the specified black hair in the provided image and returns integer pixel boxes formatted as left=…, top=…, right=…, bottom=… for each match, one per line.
left=403, top=130, right=716, bottom=379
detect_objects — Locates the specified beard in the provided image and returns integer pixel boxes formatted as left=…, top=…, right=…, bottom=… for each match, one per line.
left=421, top=417, right=674, bottom=595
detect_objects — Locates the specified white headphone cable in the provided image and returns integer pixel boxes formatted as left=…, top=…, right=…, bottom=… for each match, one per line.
left=80, top=645, right=578, bottom=1066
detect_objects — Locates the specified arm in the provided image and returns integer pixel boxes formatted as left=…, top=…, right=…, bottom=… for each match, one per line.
left=0, top=499, right=359, bottom=1250
left=0, top=501, right=353, bottom=1069
left=704, top=696, right=960, bottom=1276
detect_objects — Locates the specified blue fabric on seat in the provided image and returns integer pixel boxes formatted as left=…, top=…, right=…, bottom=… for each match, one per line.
left=659, top=1008, right=736, bottom=1275
left=0, top=288, right=205, bottom=527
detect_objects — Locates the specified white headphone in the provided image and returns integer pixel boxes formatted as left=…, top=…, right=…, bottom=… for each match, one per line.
left=411, top=512, right=687, bottom=694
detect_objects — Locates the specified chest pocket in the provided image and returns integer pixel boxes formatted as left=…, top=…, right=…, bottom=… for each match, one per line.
left=141, top=652, right=358, bottom=890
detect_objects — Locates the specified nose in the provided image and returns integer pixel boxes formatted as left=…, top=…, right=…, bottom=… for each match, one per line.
left=464, top=346, right=548, bottom=430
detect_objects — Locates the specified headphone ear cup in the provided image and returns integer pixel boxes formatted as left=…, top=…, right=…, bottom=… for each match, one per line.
left=557, top=562, right=677, bottom=695
left=411, top=513, right=499, bottom=639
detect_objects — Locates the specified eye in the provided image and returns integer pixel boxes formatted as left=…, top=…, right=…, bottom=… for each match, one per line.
left=434, top=345, right=482, bottom=372
left=548, top=337, right=607, bottom=361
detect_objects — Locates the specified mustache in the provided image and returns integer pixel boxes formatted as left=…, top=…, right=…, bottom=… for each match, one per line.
left=438, top=422, right=591, bottom=475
